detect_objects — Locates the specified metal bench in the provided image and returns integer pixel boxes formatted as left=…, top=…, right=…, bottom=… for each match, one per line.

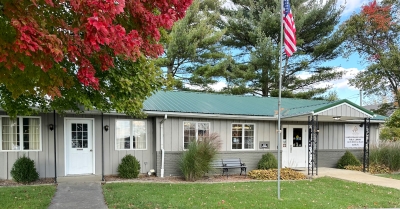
left=211, top=158, right=247, bottom=177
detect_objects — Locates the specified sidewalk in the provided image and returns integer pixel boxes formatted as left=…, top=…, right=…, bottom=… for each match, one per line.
left=303, top=167, right=400, bottom=190
left=48, top=176, right=107, bottom=209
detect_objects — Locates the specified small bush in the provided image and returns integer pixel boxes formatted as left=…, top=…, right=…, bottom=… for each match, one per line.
left=10, top=156, right=39, bottom=184
left=257, top=153, right=278, bottom=170
left=117, top=154, right=141, bottom=179
left=337, top=151, right=361, bottom=169
left=248, top=168, right=306, bottom=180
left=180, top=133, right=221, bottom=181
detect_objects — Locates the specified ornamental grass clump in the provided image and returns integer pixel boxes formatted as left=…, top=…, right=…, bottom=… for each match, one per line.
left=370, top=141, right=400, bottom=172
left=180, top=133, right=221, bottom=181
left=257, top=153, right=278, bottom=169
left=10, top=155, right=39, bottom=184
left=337, top=151, right=361, bottom=169
left=117, top=154, right=141, bottom=179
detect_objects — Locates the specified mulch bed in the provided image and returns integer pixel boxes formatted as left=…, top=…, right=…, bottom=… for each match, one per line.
left=0, top=178, right=55, bottom=187
left=0, top=174, right=254, bottom=186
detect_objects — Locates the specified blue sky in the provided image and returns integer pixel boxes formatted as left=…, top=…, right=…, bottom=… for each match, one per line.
left=213, top=0, right=374, bottom=105
left=316, top=0, right=373, bottom=104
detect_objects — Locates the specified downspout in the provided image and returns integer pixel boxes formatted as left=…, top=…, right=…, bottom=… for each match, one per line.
left=53, top=110, right=57, bottom=183
left=160, top=114, right=167, bottom=178
left=101, top=113, right=104, bottom=181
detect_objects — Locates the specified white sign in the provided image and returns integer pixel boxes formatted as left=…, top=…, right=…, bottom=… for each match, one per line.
left=345, top=124, right=364, bottom=148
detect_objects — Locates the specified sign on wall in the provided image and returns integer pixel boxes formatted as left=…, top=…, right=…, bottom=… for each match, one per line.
left=344, top=124, right=364, bottom=148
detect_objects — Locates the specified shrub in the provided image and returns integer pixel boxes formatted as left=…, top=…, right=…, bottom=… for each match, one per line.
left=117, top=154, right=141, bottom=179
left=370, top=141, right=400, bottom=172
left=257, top=153, right=278, bottom=170
left=248, top=168, right=306, bottom=180
left=180, top=133, right=221, bottom=181
left=10, top=155, right=39, bottom=184
left=379, top=127, right=400, bottom=142
left=337, top=151, right=361, bottom=169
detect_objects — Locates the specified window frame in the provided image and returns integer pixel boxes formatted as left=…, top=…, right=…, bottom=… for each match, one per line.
left=231, top=123, right=255, bottom=150
left=183, top=121, right=211, bottom=150
left=115, top=119, right=147, bottom=151
left=0, top=116, right=42, bottom=152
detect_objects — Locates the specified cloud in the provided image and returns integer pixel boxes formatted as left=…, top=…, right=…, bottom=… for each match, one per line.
left=297, top=67, right=362, bottom=90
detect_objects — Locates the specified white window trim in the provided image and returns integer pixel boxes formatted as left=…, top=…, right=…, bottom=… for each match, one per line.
left=231, top=123, right=256, bottom=151
left=115, top=119, right=147, bottom=151
left=0, top=116, right=42, bottom=152
left=183, top=121, right=211, bottom=150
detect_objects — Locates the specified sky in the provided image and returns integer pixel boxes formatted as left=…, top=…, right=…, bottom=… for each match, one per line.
left=211, top=0, right=375, bottom=105
left=315, top=0, right=373, bottom=105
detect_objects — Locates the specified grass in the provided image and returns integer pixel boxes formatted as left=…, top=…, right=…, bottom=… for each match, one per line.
left=0, top=185, right=56, bottom=209
left=103, top=177, right=400, bottom=209
left=376, top=173, right=400, bottom=180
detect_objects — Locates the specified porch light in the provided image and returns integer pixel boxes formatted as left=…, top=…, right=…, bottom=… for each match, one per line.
left=333, top=116, right=341, bottom=121
left=104, top=125, right=109, bottom=132
left=49, top=124, right=54, bottom=131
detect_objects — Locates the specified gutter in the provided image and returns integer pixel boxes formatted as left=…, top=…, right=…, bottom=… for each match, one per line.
left=160, top=114, right=167, bottom=178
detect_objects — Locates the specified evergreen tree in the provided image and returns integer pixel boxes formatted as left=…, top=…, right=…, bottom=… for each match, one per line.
left=197, top=0, right=345, bottom=98
left=156, top=0, right=226, bottom=91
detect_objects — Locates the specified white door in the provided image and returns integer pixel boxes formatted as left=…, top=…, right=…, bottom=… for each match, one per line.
left=65, top=119, right=94, bottom=175
left=281, top=125, right=308, bottom=168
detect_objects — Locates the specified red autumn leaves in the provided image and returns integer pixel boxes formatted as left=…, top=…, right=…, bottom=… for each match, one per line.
left=1, top=0, right=192, bottom=95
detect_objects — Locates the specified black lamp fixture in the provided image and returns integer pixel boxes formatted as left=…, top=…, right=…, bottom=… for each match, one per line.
left=49, top=124, right=54, bottom=131
left=104, top=125, right=109, bottom=132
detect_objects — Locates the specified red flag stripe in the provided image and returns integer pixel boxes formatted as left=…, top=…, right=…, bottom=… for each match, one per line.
left=283, top=0, right=297, bottom=57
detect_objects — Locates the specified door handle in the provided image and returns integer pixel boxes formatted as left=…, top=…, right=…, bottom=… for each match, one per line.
left=90, top=149, right=93, bottom=152
left=290, top=145, right=292, bottom=153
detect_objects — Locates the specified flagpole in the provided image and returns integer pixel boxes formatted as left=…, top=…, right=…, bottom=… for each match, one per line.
left=277, top=0, right=284, bottom=200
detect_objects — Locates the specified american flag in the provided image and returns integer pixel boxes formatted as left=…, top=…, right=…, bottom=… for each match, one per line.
left=283, top=0, right=296, bottom=57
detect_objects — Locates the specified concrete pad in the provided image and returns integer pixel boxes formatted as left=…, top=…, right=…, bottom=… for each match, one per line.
left=48, top=182, right=107, bottom=209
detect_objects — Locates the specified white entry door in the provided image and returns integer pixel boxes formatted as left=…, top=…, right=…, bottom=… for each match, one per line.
left=282, top=125, right=308, bottom=168
left=65, top=119, right=94, bottom=175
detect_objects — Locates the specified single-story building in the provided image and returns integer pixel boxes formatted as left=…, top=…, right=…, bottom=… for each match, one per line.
left=0, top=91, right=385, bottom=180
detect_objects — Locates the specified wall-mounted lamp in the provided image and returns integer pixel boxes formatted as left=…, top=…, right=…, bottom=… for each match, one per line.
left=333, top=116, right=341, bottom=121
left=104, top=125, right=109, bottom=132
left=49, top=124, right=54, bottom=131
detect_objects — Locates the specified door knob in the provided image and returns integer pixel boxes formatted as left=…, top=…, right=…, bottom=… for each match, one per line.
left=90, top=149, right=93, bottom=152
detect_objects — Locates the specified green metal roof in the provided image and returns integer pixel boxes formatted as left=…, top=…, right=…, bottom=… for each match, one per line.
left=143, top=91, right=341, bottom=117
left=143, top=91, right=386, bottom=121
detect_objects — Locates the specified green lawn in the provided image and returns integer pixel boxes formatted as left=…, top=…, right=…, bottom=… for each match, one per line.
left=103, top=177, right=400, bottom=209
left=0, top=185, right=56, bottom=209
left=376, top=173, right=400, bottom=180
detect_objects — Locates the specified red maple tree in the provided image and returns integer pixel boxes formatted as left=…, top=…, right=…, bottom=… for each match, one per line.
left=0, top=0, right=192, bottom=97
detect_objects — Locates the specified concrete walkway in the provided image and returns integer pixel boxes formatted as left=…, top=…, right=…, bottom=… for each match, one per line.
left=48, top=176, right=107, bottom=209
left=303, top=167, right=400, bottom=190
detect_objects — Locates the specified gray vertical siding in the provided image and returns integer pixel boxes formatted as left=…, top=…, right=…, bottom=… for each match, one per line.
left=0, top=112, right=157, bottom=180
left=156, top=116, right=278, bottom=152
left=0, top=111, right=383, bottom=180
left=317, top=104, right=371, bottom=118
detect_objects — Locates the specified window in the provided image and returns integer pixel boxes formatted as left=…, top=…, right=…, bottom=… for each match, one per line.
left=1, top=117, right=41, bottom=151
left=232, top=123, right=254, bottom=150
left=183, top=122, right=210, bottom=149
left=115, top=120, right=146, bottom=150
